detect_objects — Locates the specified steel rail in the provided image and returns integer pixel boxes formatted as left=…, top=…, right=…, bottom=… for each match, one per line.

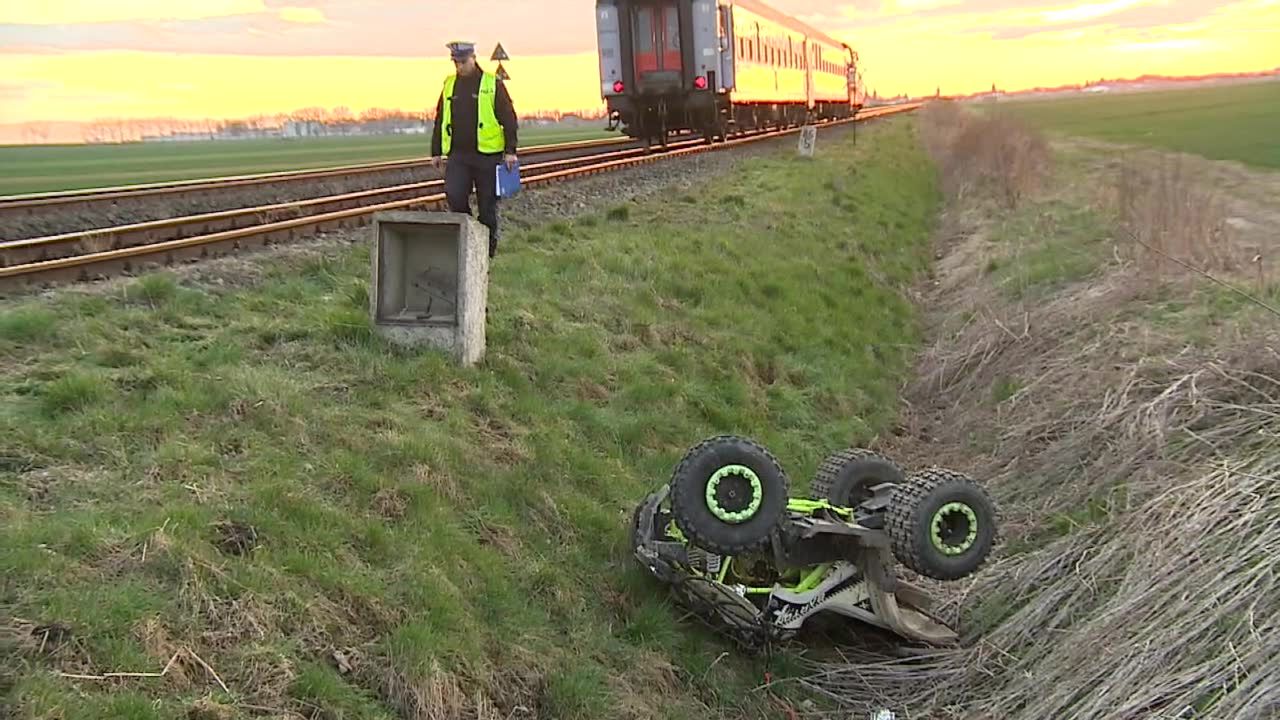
left=0, top=103, right=920, bottom=290
left=0, top=135, right=640, bottom=212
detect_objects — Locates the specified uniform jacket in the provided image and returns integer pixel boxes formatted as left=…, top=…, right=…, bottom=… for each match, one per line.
left=431, top=69, right=519, bottom=157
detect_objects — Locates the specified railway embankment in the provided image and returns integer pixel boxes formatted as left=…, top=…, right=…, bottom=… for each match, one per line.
left=796, top=102, right=1280, bottom=719
left=1, top=118, right=940, bottom=718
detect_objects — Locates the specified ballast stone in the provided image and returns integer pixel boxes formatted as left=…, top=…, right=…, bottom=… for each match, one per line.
left=369, top=211, right=489, bottom=366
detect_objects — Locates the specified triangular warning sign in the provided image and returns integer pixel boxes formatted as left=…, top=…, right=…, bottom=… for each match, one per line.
left=496, top=63, right=510, bottom=81
left=491, top=43, right=509, bottom=61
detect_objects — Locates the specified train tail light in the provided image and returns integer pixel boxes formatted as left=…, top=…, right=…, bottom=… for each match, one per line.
left=613, top=81, right=625, bottom=93
left=693, top=76, right=708, bottom=90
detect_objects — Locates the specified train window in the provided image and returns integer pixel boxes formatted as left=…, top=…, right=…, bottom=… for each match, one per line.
left=664, top=6, right=679, bottom=51
left=635, top=10, right=653, bottom=52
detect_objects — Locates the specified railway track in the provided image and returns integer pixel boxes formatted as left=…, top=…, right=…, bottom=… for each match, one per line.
left=0, top=135, right=641, bottom=225
left=0, top=103, right=920, bottom=291
left=0, top=140, right=700, bottom=269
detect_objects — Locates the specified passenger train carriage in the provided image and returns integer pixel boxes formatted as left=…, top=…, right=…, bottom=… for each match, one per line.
left=595, top=0, right=865, bottom=146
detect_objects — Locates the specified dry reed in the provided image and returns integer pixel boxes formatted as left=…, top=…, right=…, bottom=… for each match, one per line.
left=919, top=100, right=1051, bottom=209
left=1116, top=152, right=1234, bottom=281
left=789, top=101, right=1280, bottom=720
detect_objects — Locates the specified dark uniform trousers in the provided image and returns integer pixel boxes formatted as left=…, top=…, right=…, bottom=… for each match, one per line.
left=444, top=152, right=502, bottom=258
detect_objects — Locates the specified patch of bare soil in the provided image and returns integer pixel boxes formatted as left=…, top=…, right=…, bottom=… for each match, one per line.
left=797, top=102, right=1280, bottom=720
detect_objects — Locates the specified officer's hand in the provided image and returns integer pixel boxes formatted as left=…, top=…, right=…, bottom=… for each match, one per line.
left=503, top=153, right=518, bottom=170
left=428, top=156, right=444, bottom=169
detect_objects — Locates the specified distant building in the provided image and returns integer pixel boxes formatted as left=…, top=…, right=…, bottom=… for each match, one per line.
left=283, top=121, right=323, bottom=138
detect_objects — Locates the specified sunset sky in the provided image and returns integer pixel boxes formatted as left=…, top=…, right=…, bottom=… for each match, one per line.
left=1, top=0, right=1277, bottom=141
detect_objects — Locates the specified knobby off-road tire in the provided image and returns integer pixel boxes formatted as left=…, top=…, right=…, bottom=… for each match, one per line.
left=669, top=435, right=790, bottom=556
left=886, top=468, right=998, bottom=581
left=810, top=448, right=905, bottom=507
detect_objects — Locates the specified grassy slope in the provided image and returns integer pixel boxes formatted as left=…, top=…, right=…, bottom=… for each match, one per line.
left=995, top=80, right=1280, bottom=170
left=0, top=127, right=617, bottom=196
left=839, top=105, right=1280, bottom=719
left=965, top=135, right=1280, bottom=719
left=0, top=118, right=940, bottom=719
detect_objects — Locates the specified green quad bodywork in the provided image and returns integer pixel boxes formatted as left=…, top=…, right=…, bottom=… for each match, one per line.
left=629, top=436, right=999, bottom=651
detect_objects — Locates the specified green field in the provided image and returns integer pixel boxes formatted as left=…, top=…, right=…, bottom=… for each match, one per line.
left=994, top=79, right=1280, bottom=170
left=0, top=126, right=618, bottom=197
left=0, top=118, right=941, bottom=718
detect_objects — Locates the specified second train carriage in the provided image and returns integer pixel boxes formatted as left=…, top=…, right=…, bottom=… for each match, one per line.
left=595, top=0, right=865, bottom=146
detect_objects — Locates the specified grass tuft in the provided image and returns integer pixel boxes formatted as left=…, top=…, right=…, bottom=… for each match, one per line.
left=39, top=371, right=108, bottom=415
left=0, top=307, right=56, bottom=344
left=124, top=273, right=179, bottom=306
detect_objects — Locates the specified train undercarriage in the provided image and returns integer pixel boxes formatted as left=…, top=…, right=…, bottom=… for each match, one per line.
left=606, top=95, right=856, bottom=150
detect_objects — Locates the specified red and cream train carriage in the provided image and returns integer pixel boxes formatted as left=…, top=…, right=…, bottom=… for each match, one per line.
left=595, top=0, right=865, bottom=146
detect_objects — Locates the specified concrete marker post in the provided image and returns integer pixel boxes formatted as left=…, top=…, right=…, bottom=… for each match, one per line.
left=798, top=125, right=818, bottom=158
left=369, top=211, right=489, bottom=366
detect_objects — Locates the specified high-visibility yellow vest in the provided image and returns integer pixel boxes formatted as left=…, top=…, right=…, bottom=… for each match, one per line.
left=441, top=71, right=505, bottom=155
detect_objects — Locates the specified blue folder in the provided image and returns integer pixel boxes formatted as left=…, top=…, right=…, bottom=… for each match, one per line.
left=496, top=160, right=521, bottom=199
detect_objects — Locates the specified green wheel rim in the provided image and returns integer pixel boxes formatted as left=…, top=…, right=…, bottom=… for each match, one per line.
left=705, top=465, right=763, bottom=523
left=931, top=502, right=979, bottom=555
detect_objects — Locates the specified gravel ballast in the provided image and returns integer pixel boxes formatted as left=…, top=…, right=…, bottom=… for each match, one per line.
left=0, top=141, right=639, bottom=242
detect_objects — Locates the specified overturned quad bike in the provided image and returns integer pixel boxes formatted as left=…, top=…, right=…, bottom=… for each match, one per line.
left=629, top=435, right=998, bottom=652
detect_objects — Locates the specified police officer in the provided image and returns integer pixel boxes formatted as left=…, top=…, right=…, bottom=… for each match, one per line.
left=430, top=41, right=519, bottom=259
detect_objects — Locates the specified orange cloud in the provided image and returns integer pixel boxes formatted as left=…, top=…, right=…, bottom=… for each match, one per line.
left=1, top=0, right=1276, bottom=130
left=826, top=0, right=1278, bottom=96
left=0, top=50, right=605, bottom=126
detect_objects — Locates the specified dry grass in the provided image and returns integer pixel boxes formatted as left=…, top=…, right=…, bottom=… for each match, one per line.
left=1115, top=152, right=1234, bottom=281
left=799, top=337, right=1280, bottom=719
left=919, top=100, right=1052, bottom=209
left=790, top=102, right=1280, bottom=720
left=358, top=654, right=551, bottom=720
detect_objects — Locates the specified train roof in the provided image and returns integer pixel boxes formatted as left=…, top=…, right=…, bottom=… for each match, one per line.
left=729, top=0, right=850, bottom=51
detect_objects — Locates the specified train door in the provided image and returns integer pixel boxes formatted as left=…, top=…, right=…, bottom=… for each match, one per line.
left=631, top=2, right=683, bottom=93
left=718, top=4, right=735, bottom=91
